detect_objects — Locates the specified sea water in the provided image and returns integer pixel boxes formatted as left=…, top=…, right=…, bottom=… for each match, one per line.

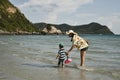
left=0, top=35, right=120, bottom=80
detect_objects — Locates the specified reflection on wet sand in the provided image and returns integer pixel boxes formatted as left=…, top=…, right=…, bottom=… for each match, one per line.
left=57, top=67, right=86, bottom=80
left=22, top=63, right=87, bottom=80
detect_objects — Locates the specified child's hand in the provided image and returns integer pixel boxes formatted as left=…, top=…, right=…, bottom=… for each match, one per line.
left=67, top=56, right=69, bottom=59
left=56, top=56, right=58, bottom=59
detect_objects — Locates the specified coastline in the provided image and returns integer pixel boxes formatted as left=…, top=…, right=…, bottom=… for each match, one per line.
left=0, top=31, right=65, bottom=35
left=0, top=31, right=115, bottom=35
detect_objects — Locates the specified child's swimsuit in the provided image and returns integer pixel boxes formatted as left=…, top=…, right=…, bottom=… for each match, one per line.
left=58, top=49, right=66, bottom=65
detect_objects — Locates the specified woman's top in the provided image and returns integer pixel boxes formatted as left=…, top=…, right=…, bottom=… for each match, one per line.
left=72, top=35, right=88, bottom=50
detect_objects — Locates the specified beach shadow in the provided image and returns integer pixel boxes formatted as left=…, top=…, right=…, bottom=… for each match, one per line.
left=22, top=63, right=58, bottom=68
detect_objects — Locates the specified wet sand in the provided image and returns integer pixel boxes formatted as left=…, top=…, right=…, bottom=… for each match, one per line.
left=0, top=52, right=118, bottom=80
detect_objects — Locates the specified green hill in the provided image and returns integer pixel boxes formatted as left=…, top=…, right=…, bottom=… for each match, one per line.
left=0, top=0, right=38, bottom=34
left=34, top=22, right=114, bottom=35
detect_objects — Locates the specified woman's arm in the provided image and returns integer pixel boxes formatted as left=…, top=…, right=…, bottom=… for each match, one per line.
left=67, top=45, right=75, bottom=55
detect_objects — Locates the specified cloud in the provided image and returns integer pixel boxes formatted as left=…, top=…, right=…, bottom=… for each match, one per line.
left=44, top=12, right=57, bottom=23
left=19, top=0, right=94, bottom=11
left=18, top=0, right=94, bottom=23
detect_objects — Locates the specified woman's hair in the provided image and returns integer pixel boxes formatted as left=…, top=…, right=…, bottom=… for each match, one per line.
left=70, top=33, right=75, bottom=41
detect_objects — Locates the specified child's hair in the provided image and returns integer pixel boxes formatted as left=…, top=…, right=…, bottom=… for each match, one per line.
left=59, top=43, right=64, bottom=48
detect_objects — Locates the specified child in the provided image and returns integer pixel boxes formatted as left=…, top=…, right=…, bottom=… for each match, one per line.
left=56, top=43, right=67, bottom=68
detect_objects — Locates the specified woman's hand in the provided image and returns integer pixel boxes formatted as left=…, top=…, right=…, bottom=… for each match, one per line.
left=66, top=52, right=69, bottom=56
left=67, top=45, right=75, bottom=54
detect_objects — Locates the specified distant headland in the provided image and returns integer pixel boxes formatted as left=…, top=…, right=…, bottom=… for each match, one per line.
left=34, top=22, right=114, bottom=35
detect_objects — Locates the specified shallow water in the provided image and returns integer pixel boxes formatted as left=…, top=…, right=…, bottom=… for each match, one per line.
left=0, top=35, right=120, bottom=80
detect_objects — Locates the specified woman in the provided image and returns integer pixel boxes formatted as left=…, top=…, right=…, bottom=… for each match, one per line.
left=66, top=30, right=88, bottom=67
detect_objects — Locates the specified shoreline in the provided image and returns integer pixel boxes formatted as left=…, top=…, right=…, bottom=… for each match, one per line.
left=0, top=32, right=116, bottom=35
left=0, top=32, right=65, bottom=35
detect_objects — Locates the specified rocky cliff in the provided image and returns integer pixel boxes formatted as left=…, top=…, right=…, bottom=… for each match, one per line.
left=42, top=26, right=62, bottom=35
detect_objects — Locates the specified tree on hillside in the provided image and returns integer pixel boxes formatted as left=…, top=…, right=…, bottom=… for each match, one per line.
left=46, top=24, right=52, bottom=32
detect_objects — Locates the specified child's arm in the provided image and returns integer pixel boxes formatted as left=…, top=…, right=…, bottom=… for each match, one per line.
left=56, top=54, right=59, bottom=59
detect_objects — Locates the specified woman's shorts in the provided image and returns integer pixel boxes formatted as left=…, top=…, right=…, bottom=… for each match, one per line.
left=80, top=47, right=88, bottom=51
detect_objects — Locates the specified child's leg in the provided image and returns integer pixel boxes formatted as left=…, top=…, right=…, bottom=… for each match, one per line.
left=61, top=59, right=64, bottom=68
left=58, top=59, right=61, bottom=67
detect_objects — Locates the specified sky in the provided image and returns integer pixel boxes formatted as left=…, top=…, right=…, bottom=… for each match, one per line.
left=9, top=0, right=120, bottom=34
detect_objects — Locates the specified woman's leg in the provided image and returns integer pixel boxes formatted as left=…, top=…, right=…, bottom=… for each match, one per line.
left=80, top=50, right=86, bottom=66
